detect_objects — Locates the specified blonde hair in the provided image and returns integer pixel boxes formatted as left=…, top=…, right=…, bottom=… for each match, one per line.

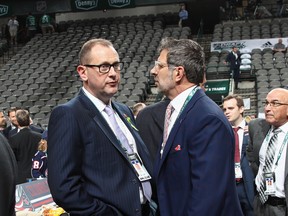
left=38, top=139, right=47, bottom=151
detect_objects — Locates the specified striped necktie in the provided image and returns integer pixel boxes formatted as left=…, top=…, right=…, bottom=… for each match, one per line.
left=258, top=128, right=281, bottom=204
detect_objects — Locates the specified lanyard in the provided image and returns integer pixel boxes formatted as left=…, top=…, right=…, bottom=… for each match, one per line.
left=275, top=132, right=288, bottom=167
left=178, top=86, right=200, bottom=116
left=264, top=129, right=288, bottom=170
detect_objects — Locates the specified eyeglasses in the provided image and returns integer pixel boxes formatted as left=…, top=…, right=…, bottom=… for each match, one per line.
left=154, top=61, right=170, bottom=70
left=263, top=100, right=288, bottom=107
left=84, top=62, right=124, bottom=74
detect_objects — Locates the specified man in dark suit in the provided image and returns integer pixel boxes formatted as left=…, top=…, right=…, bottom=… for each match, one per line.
left=48, top=38, right=153, bottom=216
left=151, top=37, right=243, bottom=216
left=247, top=88, right=288, bottom=216
left=223, top=94, right=255, bottom=216
left=9, top=109, right=41, bottom=184
left=0, top=133, right=17, bottom=216
left=136, top=97, right=170, bottom=164
left=225, top=46, right=241, bottom=89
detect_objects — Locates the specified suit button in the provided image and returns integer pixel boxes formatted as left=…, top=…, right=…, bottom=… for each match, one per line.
left=132, top=179, right=137, bottom=184
left=135, top=208, right=140, bottom=215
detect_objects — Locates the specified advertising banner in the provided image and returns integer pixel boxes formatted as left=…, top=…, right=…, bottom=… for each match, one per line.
left=211, top=37, right=288, bottom=52
left=71, top=0, right=135, bottom=12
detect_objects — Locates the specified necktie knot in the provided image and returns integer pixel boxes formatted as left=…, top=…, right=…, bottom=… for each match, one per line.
left=104, top=105, right=114, bottom=116
left=273, top=128, right=281, bottom=135
left=166, top=103, right=174, bottom=119
left=233, top=127, right=240, bottom=133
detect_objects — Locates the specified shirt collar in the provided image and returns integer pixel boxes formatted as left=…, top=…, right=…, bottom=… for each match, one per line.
left=82, top=87, right=111, bottom=112
left=274, top=121, right=288, bottom=134
left=170, top=86, right=197, bottom=114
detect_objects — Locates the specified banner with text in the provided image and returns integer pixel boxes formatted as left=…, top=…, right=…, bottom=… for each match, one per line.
left=204, top=79, right=230, bottom=95
left=71, top=0, right=135, bottom=12
left=211, top=37, right=288, bottom=52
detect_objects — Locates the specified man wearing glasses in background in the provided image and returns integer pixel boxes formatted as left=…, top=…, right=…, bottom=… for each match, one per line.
left=48, top=38, right=153, bottom=216
left=247, top=88, right=288, bottom=216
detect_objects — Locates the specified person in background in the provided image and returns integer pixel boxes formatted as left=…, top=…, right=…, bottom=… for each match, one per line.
left=0, top=111, right=7, bottom=132
left=273, top=38, right=286, bottom=53
left=0, top=133, right=17, bottom=216
left=151, top=37, right=243, bottom=216
left=247, top=88, right=288, bottom=216
left=222, top=94, right=255, bottom=216
left=9, top=109, right=41, bottom=184
left=3, top=107, right=20, bottom=139
left=7, top=15, right=19, bottom=45
left=39, top=14, right=55, bottom=34
left=225, top=46, right=241, bottom=89
left=26, top=12, right=37, bottom=40
left=178, top=4, right=189, bottom=27
left=9, top=115, right=44, bottom=138
left=48, top=38, right=153, bottom=216
left=31, top=130, right=48, bottom=179
left=132, top=102, right=146, bottom=119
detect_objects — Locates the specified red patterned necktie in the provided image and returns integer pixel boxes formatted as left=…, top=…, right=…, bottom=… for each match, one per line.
left=163, top=103, right=174, bottom=148
left=233, top=127, right=240, bottom=163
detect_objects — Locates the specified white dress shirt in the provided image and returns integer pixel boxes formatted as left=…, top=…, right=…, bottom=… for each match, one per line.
left=256, top=122, right=288, bottom=198
left=168, top=86, right=198, bottom=136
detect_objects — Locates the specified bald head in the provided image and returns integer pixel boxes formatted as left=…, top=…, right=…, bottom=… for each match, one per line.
left=265, top=88, right=288, bottom=127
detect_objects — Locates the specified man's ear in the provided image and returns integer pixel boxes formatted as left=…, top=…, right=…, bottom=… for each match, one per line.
left=77, top=65, right=88, bottom=81
left=174, top=66, right=185, bottom=82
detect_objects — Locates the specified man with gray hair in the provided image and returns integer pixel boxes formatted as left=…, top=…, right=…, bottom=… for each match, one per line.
left=151, top=37, right=242, bottom=216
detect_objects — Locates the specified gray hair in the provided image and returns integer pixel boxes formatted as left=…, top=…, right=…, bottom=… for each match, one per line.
left=158, top=37, right=205, bottom=85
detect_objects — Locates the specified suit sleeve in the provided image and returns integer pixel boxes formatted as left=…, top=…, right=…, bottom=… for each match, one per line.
left=246, top=120, right=259, bottom=177
left=48, top=105, right=122, bottom=216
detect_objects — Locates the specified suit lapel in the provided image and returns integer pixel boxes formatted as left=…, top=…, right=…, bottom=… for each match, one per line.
left=78, top=90, right=128, bottom=158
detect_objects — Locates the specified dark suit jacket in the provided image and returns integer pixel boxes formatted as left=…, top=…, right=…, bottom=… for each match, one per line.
left=9, top=124, right=44, bottom=139
left=3, top=125, right=14, bottom=139
left=0, top=133, right=17, bottom=216
left=154, top=89, right=243, bottom=216
left=247, top=118, right=270, bottom=177
left=48, top=89, right=153, bottom=216
left=136, top=98, right=170, bottom=164
left=241, top=122, right=255, bottom=208
left=9, top=128, right=41, bottom=184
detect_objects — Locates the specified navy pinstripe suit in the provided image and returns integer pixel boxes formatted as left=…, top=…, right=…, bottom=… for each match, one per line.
left=48, top=89, right=153, bottom=216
